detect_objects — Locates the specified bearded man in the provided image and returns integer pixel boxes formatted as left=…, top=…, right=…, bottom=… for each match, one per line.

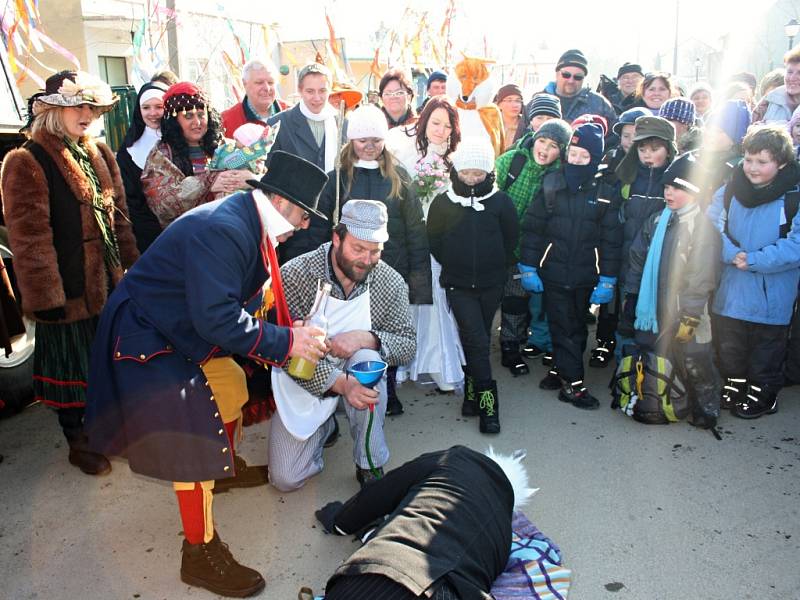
left=268, top=200, right=416, bottom=491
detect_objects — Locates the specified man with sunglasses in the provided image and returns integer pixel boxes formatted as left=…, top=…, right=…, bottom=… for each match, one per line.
left=538, top=49, right=617, bottom=128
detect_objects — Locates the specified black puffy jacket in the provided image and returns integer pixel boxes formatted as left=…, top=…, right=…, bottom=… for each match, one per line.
left=520, top=169, right=622, bottom=289
left=427, top=188, right=518, bottom=290
left=313, top=165, right=432, bottom=304
left=617, top=162, right=667, bottom=286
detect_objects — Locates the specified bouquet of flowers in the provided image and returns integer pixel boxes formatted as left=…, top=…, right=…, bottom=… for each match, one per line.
left=413, top=154, right=450, bottom=200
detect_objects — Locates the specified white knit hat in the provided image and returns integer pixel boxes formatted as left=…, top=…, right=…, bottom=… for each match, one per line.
left=346, top=105, right=389, bottom=140
left=451, top=137, right=495, bottom=173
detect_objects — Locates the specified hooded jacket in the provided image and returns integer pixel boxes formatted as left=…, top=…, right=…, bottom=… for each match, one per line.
left=520, top=167, right=623, bottom=289
left=707, top=162, right=800, bottom=325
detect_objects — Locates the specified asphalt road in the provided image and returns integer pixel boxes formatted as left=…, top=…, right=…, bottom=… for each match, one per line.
left=1, top=339, right=799, bottom=600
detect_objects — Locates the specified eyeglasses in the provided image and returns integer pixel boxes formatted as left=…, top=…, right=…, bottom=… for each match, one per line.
left=301, top=211, right=311, bottom=222
left=560, top=71, right=585, bottom=81
left=382, top=90, right=408, bottom=98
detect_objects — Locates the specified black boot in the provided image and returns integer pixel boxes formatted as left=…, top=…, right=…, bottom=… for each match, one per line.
left=500, top=342, right=529, bottom=377
left=476, top=380, right=500, bottom=434
left=385, top=366, right=404, bottom=416
left=180, top=531, right=265, bottom=597
left=589, top=338, right=616, bottom=368
left=733, top=383, right=778, bottom=419
left=558, top=379, right=599, bottom=410
left=461, top=375, right=478, bottom=417
left=720, top=377, right=746, bottom=410
left=539, top=368, right=562, bottom=390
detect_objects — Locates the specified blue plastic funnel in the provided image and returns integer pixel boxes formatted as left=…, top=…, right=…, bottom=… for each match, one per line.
left=348, top=360, right=388, bottom=389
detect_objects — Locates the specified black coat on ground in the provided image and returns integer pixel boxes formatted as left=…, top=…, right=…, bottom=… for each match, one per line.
left=325, top=445, right=514, bottom=600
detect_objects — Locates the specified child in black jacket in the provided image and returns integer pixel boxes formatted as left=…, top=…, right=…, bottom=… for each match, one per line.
left=519, top=123, right=623, bottom=409
left=427, top=138, right=518, bottom=433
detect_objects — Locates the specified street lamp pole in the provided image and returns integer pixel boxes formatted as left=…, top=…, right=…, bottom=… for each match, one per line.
left=786, top=19, right=800, bottom=51
left=694, top=57, right=701, bottom=82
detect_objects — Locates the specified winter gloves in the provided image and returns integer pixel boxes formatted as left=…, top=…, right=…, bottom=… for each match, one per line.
left=590, top=276, right=616, bottom=305
left=675, top=315, right=701, bottom=343
left=518, top=263, right=543, bottom=293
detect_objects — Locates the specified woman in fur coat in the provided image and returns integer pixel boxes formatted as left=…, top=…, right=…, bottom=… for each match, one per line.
left=0, top=71, right=139, bottom=474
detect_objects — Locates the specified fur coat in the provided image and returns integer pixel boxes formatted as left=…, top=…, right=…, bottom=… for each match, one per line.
left=0, top=129, right=139, bottom=323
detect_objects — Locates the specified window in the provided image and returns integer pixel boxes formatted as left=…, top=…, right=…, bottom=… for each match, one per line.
left=98, top=56, right=128, bottom=86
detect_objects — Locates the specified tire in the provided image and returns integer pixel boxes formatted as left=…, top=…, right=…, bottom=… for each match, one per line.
left=0, top=352, right=34, bottom=418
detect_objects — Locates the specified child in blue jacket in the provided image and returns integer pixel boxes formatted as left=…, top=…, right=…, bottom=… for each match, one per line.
left=708, top=124, right=800, bottom=418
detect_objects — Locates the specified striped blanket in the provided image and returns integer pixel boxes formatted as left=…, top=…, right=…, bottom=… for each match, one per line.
left=490, top=511, right=571, bottom=600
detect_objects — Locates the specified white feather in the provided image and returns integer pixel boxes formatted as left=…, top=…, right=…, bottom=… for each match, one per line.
left=484, top=446, right=538, bottom=510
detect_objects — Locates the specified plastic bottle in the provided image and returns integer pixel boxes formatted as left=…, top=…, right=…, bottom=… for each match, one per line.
left=287, top=283, right=331, bottom=380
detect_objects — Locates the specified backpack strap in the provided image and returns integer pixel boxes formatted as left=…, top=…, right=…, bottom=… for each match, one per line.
left=781, top=188, right=800, bottom=238
left=542, top=171, right=564, bottom=216
left=501, top=150, right=529, bottom=192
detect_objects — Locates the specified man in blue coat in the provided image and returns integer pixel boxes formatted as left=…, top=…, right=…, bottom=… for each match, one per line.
left=85, top=151, right=330, bottom=598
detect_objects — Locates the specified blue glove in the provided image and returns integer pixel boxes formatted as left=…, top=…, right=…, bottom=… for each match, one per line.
left=518, top=263, right=544, bottom=293
left=590, top=275, right=616, bottom=305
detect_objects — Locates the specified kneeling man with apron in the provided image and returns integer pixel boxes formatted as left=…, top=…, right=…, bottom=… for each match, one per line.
left=271, top=200, right=417, bottom=490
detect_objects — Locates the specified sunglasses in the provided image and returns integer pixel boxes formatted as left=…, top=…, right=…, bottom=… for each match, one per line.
left=560, top=71, right=585, bottom=81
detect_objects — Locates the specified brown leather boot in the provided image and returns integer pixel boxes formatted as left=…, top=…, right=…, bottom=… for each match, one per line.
left=180, top=531, right=265, bottom=597
left=67, top=434, right=111, bottom=476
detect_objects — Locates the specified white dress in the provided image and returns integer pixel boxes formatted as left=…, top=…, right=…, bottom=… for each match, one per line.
left=386, top=127, right=465, bottom=390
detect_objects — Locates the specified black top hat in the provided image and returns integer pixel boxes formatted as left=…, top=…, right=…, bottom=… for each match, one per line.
left=247, top=151, right=329, bottom=220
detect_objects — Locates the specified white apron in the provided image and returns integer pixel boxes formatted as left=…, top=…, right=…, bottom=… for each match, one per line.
left=272, top=286, right=372, bottom=440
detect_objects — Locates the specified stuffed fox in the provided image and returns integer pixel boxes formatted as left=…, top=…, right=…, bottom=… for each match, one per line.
left=446, top=56, right=504, bottom=157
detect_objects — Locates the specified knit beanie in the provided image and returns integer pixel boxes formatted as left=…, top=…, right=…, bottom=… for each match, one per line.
left=233, top=123, right=267, bottom=147
left=427, top=70, right=447, bottom=89
left=659, top=97, right=696, bottom=126
left=708, top=99, right=752, bottom=146
left=571, top=114, right=609, bottom=137
left=661, top=151, right=704, bottom=195
left=569, top=123, right=605, bottom=163
left=527, top=93, right=562, bottom=120
left=612, top=107, right=652, bottom=135
left=451, top=137, right=495, bottom=173
left=533, top=119, right=573, bottom=151
left=494, top=84, right=523, bottom=104
left=346, top=104, right=389, bottom=140
left=617, top=62, right=644, bottom=79
left=556, top=49, right=588, bottom=74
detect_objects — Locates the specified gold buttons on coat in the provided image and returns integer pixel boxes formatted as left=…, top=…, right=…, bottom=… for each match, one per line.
left=139, top=354, right=146, bottom=360
left=214, top=412, right=219, bottom=418
left=222, top=447, right=228, bottom=453
left=218, top=429, right=224, bottom=435
left=115, top=352, right=121, bottom=358
left=223, top=466, right=230, bottom=472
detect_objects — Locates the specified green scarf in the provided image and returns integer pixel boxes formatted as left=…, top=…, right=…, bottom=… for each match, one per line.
left=64, top=137, right=122, bottom=271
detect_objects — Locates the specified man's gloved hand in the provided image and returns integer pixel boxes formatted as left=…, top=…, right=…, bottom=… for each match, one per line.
left=589, top=276, right=616, bottom=305
left=315, top=501, right=344, bottom=534
left=517, top=263, right=543, bottom=293
left=34, top=307, right=66, bottom=322
left=675, top=315, right=701, bottom=343
left=617, top=294, right=638, bottom=338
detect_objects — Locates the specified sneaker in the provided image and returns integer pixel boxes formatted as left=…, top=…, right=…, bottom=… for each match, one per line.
left=589, top=339, right=616, bottom=368
left=214, top=455, right=269, bottom=493
left=180, top=532, right=265, bottom=597
left=733, top=385, right=778, bottom=419
left=539, top=369, right=562, bottom=390
left=558, top=380, right=600, bottom=410
left=521, top=344, right=545, bottom=359
left=356, top=466, right=384, bottom=488
left=541, top=353, right=554, bottom=367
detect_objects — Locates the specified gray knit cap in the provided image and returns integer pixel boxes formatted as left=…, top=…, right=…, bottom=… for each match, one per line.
left=533, top=119, right=573, bottom=151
